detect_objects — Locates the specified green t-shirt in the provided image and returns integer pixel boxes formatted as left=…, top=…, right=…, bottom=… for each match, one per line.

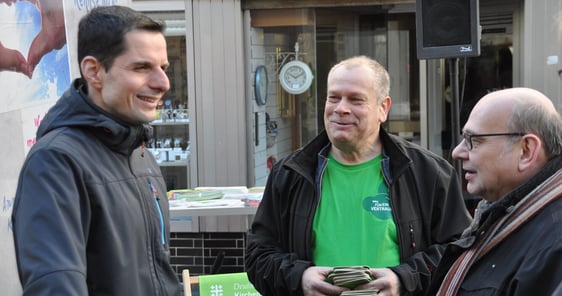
left=312, top=154, right=400, bottom=267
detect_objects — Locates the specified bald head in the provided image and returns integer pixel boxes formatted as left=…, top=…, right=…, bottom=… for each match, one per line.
left=455, top=88, right=562, bottom=201
left=473, top=87, right=562, bottom=158
left=476, top=87, right=556, bottom=114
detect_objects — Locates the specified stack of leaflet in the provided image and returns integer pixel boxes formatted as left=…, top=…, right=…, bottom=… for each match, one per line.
left=168, top=189, right=224, bottom=201
left=326, top=266, right=378, bottom=295
left=341, top=290, right=379, bottom=295
left=168, top=186, right=262, bottom=208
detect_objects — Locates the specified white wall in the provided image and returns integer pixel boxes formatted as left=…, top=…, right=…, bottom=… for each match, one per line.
left=522, top=0, right=562, bottom=111
left=187, top=0, right=248, bottom=187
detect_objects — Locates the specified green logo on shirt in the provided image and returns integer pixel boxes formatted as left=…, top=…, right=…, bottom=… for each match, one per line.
left=363, top=193, right=391, bottom=220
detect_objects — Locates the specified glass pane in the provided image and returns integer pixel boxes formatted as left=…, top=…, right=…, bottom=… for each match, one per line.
left=148, top=35, right=190, bottom=190
left=250, top=7, right=420, bottom=183
left=251, top=9, right=317, bottom=163
left=315, top=8, right=420, bottom=143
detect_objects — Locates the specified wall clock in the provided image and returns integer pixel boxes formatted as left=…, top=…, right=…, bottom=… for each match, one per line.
left=254, top=65, right=269, bottom=106
left=279, top=60, right=313, bottom=95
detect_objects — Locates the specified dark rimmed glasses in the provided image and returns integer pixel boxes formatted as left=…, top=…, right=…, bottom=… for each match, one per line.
left=462, top=132, right=526, bottom=150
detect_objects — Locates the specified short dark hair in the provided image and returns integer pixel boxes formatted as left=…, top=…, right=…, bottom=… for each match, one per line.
left=77, top=5, right=165, bottom=77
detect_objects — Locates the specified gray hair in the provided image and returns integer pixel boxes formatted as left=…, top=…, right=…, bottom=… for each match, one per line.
left=508, top=101, right=562, bottom=158
left=328, top=56, right=390, bottom=102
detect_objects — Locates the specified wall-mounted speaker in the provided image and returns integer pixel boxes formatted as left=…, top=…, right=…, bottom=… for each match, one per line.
left=416, top=0, right=481, bottom=59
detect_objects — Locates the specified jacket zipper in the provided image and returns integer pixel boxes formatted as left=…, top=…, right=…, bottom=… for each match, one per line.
left=409, top=224, right=416, bottom=249
left=149, top=181, right=166, bottom=246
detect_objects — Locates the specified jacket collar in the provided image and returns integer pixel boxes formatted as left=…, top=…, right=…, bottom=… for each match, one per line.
left=457, top=154, right=562, bottom=247
left=285, top=127, right=412, bottom=183
left=481, top=154, right=562, bottom=222
left=37, top=79, right=150, bottom=155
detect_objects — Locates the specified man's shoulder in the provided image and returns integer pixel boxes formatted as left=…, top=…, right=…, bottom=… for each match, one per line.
left=25, top=127, right=100, bottom=168
left=384, top=132, right=451, bottom=167
left=34, top=126, right=93, bottom=151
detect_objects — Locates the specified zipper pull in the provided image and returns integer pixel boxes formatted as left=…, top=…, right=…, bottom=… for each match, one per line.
left=148, top=181, right=166, bottom=246
left=148, top=181, right=159, bottom=200
left=409, top=224, right=416, bottom=249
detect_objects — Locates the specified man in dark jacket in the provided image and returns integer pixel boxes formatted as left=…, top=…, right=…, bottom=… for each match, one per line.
left=245, top=56, right=472, bottom=296
left=426, top=87, right=562, bottom=295
left=12, top=6, right=180, bottom=295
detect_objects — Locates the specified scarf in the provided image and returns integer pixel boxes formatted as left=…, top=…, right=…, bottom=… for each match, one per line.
left=437, top=168, right=562, bottom=295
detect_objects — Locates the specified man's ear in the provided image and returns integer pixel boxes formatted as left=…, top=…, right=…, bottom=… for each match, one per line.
left=379, top=96, right=392, bottom=123
left=80, top=56, right=104, bottom=88
left=518, top=134, right=544, bottom=171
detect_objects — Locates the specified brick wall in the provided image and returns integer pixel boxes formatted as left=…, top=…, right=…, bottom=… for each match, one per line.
left=169, top=232, right=247, bottom=282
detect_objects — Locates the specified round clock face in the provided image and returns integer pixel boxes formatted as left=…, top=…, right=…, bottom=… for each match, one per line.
left=279, top=60, right=313, bottom=95
left=254, top=65, right=268, bottom=106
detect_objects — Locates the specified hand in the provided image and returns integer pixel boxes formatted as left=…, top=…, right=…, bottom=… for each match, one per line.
left=302, top=266, right=349, bottom=296
left=0, top=42, right=31, bottom=77
left=353, top=268, right=401, bottom=296
left=0, top=0, right=65, bottom=77
left=0, top=0, right=21, bottom=6
left=27, top=0, right=66, bottom=75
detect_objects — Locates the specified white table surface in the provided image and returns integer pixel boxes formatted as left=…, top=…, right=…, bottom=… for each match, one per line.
left=170, top=205, right=258, bottom=217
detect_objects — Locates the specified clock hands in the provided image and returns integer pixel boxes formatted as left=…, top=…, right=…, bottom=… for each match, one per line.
left=287, top=68, right=304, bottom=78
left=279, top=60, right=313, bottom=94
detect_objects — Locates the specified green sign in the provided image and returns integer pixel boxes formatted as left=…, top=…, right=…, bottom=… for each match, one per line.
left=198, top=272, right=261, bottom=296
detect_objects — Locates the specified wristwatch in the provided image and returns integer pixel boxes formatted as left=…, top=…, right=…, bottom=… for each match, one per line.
left=279, top=60, right=313, bottom=95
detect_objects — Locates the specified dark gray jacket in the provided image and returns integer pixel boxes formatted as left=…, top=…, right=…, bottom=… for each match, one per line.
left=246, top=129, right=472, bottom=295
left=13, top=79, right=180, bottom=295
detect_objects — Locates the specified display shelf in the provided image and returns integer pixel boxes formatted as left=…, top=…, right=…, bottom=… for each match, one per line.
left=150, top=119, right=190, bottom=126
left=150, top=114, right=190, bottom=190
left=158, top=159, right=189, bottom=167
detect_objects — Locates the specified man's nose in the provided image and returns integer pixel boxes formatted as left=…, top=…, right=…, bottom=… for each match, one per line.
left=451, top=139, right=468, bottom=160
left=151, top=68, right=170, bottom=92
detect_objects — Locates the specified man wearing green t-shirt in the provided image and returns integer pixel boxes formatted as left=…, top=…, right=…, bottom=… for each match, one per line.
left=313, top=153, right=400, bottom=269
left=246, top=56, right=472, bottom=296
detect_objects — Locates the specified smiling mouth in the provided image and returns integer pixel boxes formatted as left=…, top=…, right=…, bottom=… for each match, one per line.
left=138, top=95, right=159, bottom=104
left=331, top=120, right=354, bottom=126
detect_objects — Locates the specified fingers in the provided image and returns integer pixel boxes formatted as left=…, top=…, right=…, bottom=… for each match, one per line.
left=0, top=45, right=31, bottom=77
left=0, top=0, right=19, bottom=6
left=27, top=0, right=66, bottom=74
left=26, top=31, right=49, bottom=74
left=368, top=268, right=401, bottom=296
left=0, top=0, right=66, bottom=77
left=302, top=266, right=349, bottom=296
left=37, top=0, right=66, bottom=50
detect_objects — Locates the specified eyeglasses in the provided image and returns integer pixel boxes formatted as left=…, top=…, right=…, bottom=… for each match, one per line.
left=462, top=132, right=526, bottom=150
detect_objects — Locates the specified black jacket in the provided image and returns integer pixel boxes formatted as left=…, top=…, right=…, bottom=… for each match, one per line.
left=245, top=129, right=472, bottom=295
left=425, top=155, right=562, bottom=296
left=12, top=79, right=180, bottom=295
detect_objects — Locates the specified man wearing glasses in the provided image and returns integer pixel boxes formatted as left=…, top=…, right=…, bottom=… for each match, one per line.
left=424, top=87, right=562, bottom=295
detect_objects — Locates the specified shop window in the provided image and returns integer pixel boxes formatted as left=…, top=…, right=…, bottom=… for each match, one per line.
left=250, top=8, right=317, bottom=164
left=251, top=6, right=421, bottom=171
left=442, top=12, right=514, bottom=152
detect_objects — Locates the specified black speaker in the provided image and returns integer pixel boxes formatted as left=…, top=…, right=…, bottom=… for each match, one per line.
left=416, top=0, right=481, bottom=59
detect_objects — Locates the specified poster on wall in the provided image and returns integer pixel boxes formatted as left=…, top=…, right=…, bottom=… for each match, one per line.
left=0, top=1, right=129, bottom=295
left=64, top=0, right=129, bottom=79
left=0, top=0, right=69, bottom=114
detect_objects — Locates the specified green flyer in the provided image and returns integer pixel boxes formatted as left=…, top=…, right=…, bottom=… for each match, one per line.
left=198, top=272, right=261, bottom=296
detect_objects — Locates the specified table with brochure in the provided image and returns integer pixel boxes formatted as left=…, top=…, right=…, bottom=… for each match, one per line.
left=168, top=186, right=262, bottom=232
